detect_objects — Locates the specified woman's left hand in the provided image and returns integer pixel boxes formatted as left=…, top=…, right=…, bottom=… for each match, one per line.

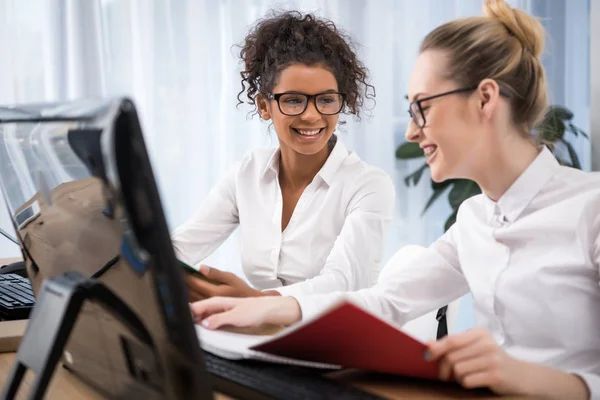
left=426, top=328, right=526, bottom=395
left=186, top=265, right=264, bottom=300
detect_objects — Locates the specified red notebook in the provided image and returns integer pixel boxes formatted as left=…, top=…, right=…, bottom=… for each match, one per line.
left=196, top=299, right=440, bottom=380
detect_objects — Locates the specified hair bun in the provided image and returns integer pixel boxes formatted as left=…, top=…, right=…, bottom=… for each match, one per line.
left=483, top=0, right=544, bottom=58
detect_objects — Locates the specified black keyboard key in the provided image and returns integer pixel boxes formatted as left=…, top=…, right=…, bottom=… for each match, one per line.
left=0, top=297, right=14, bottom=308
left=203, top=353, right=384, bottom=400
left=0, top=273, right=35, bottom=320
left=1, top=286, right=32, bottom=304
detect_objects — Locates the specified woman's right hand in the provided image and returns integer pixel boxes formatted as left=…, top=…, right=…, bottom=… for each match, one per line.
left=190, top=296, right=302, bottom=329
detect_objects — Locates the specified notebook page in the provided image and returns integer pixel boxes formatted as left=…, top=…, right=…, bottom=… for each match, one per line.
left=195, top=324, right=339, bottom=369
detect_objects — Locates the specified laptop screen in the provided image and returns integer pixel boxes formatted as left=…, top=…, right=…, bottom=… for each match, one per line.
left=0, top=98, right=212, bottom=398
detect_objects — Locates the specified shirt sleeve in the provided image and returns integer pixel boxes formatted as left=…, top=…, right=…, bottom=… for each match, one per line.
left=294, top=223, right=470, bottom=325
left=273, top=172, right=395, bottom=297
left=170, top=162, right=240, bottom=266
left=582, top=204, right=600, bottom=400
left=575, top=373, right=600, bottom=400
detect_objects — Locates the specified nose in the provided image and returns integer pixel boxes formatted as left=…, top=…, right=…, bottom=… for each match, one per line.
left=404, top=120, right=421, bottom=143
left=300, top=99, right=321, bottom=123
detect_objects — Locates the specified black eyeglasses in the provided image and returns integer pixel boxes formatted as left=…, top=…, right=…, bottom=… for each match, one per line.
left=267, top=92, right=346, bottom=116
left=407, top=86, right=512, bottom=128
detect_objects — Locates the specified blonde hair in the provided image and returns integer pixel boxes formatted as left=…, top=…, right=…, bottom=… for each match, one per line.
left=420, top=0, right=548, bottom=135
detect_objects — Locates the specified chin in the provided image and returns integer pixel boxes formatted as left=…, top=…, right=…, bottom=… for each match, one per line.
left=429, top=163, right=452, bottom=183
left=289, top=131, right=333, bottom=155
left=430, top=172, right=447, bottom=183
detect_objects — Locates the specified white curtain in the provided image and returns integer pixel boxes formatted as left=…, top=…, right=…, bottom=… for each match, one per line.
left=0, top=0, right=591, bottom=329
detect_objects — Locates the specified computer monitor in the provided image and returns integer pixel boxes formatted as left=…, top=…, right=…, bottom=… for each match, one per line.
left=0, top=98, right=213, bottom=398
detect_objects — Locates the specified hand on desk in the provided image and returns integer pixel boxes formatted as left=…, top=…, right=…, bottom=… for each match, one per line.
left=186, top=265, right=272, bottom=301
left=190, top=296, right=301, bottom=329
left=427, top=328, right=589, bottom=400
left=189, top=297, right=591, bottom=400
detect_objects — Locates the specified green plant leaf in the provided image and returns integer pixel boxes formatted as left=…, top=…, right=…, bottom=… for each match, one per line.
left=561, top=138, right=581, bottom=170
left=403, top=163, right=428, bottom=186
left=448, top=180, right=481, bottom=209
left=432, top=179, right=453, bottom=190
left=567, top=123, right=579, bottom=137
left=395, top=142, right=424, bottom=159
left=444, top=209, right=458, bottom=232
left=421, top=185, right=450, bottom=216
left=548, top=105, right=573, bottom=121
left=537, top=112, right=565, bottom=142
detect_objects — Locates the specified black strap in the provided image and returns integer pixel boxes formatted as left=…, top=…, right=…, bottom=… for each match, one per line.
left=436, top=305, right=448, bottom=339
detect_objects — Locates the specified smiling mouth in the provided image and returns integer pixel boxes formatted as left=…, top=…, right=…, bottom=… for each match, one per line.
left=423, top=145, right=437, bottom=156
left=292, top=128, right=325, bottom=137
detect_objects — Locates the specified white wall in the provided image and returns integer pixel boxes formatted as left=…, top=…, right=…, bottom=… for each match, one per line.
left=592, top=0, right=600, bottom=171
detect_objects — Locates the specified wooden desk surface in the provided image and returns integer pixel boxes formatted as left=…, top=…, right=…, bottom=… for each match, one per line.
left=0, top=352, right=233, bottom=400
left=0, top=352, right=105, bottom=399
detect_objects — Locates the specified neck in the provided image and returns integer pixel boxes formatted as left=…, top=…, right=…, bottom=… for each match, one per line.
left=279, top=143, right=331, bottom=190
left=473, top=132, right=540, bottom=202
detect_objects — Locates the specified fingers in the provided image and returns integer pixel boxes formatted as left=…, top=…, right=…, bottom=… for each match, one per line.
left=438, top=336, right=490, bottom=381
left=426, top=327, right=487, bottom=361
left=201, top=309, right=252, bottom=330
left=452, top=355, right=499, bottom=384
left=460, top=370, right=501, bottom=389
left=190, top=296, right=240, bottom=322
left=200, top=265, right=236, bottom=285
left=187, top=289, right=207, bottom=303
left=186, top=274, right=219, bottom=298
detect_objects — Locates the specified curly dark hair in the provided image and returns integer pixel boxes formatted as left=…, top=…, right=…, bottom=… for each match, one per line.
left=237, top=10, right=375, bottom=120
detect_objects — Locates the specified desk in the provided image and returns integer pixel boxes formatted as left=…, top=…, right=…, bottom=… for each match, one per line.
left=0, top=348, right=528, bottom=399
left=0, top=257, right=527, bottom=399
left=0, top=350, right=531, bottom=400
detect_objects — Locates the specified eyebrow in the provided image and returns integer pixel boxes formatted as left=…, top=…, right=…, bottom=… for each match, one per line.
left=405, top=92, right=426, bottom=102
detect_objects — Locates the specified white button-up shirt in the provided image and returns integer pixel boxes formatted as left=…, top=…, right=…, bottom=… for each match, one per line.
left=296, top=146, right=600, bottom=398
left=171, top=139, right=395, bottom=297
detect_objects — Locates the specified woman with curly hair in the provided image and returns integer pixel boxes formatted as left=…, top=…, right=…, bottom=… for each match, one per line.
left=171, top=11, right=395, bottom=301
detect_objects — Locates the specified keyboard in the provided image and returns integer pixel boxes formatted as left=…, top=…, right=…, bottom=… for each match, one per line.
left=204, top=352, right=385, bottom=400
left=0, top=273, right=35, bottom=320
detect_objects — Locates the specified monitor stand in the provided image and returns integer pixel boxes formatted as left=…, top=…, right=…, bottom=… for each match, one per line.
left=1, top=271, right=157, bottom=400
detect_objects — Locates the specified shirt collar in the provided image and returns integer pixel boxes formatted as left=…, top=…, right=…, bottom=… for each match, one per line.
left=482, top=146, right=560, bottom=224
left=315, top=138, right=349, bottom=186
left=261, top=137, right=350, bottom=186
left=263, top=148, right=281, bottom=177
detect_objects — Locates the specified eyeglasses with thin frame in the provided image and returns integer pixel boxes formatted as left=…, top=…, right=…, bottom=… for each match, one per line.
left=406, top=86, right=511, bottom=128
left=267, top=91, right=347, bottom=116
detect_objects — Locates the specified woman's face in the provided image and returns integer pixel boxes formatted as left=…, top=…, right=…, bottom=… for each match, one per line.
left=405, top=49, right=488, bottom=182
left=258, top=64, right=341, bottom=157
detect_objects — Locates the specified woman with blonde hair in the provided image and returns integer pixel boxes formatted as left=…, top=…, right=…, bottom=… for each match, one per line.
left=190, top=1, right=599, bottom=398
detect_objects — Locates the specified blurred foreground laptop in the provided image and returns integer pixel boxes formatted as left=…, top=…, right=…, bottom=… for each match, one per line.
left=0, top=98, right=382, bottom=400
